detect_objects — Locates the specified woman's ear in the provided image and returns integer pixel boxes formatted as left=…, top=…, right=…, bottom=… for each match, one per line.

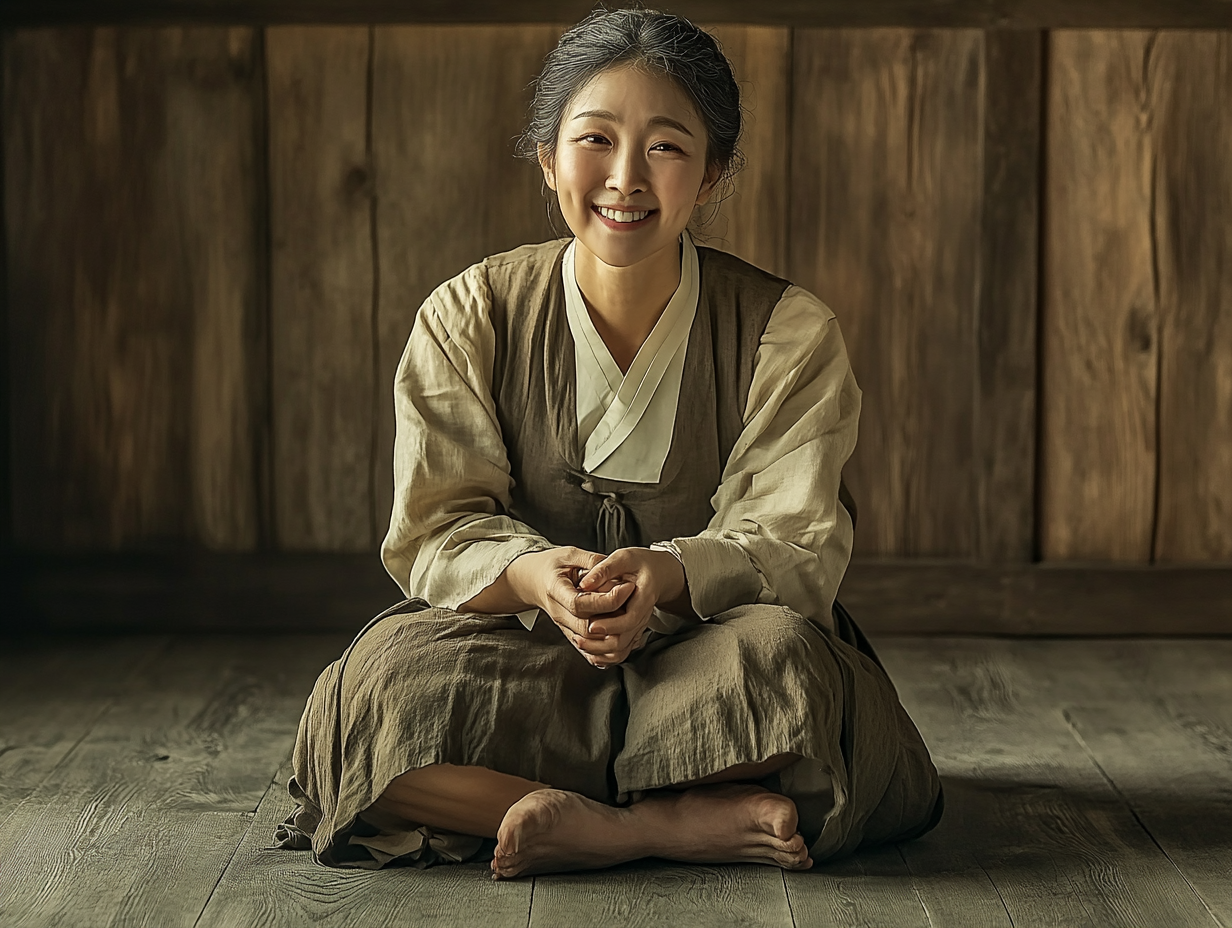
left=694, top=162, right=723, bottom=207
left=538, top=143, right=558, bottom=191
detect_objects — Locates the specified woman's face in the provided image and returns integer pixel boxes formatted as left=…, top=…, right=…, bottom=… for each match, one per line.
left=540, top=64, right=719, bottom=269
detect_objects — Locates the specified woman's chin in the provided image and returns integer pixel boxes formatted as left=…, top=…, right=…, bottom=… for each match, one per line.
left=573, top=231, right=680, bottom=271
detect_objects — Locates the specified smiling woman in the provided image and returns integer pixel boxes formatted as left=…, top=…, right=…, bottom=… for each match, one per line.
left=274, top=8, right=942, bottom=881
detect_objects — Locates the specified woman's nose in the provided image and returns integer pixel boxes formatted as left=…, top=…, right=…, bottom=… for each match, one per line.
left=607, top=148, right=648, bottom=195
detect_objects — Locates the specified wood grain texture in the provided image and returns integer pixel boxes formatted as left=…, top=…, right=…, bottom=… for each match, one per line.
left=529, top=861, right=793, bottom=928
left=1041, top=31, right=1159, bottom=562
left=199, top=764, right=533, bottom=928
left=976, top=30, right=1041, bottom=562
left=785, top=845, right=934, bottom=927
left=0, top=634, right=347, bottom=928
left=700, top=25, right=791, bottom=277
left=0, top=636, right=165, bottom=823
left=267, top=26, right=376, bottom=551
left=4, top=27, right=264, bottom=551
left=790, top=29, right=985, bottom=558
left=0, top=36, right=9, bottom=558
left=369, top=25, right=562, bottom=539
left=878, top=638, right=1223, bottom=927
left=7, top=0, right=1232, bottom=29
left=1057, top=654, right=1232, bottom=924
left=1150, top=33, right=1232, bottom=563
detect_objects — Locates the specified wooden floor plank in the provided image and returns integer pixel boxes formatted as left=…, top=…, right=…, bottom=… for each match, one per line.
left=0, top=635, right=1227, bottom=927
left=1011, top=640, right=1232, bottom=926
left=530, top=861, right=793, bottom=928
left=784, top=845, right=931, bottom=928
left=199, top=764, right=532, bottom=928
left=0, top=635, right=166, bottom=824
left=876, top=638, right=1222, bottom=928
left=0, top=633, right=347, bottom=928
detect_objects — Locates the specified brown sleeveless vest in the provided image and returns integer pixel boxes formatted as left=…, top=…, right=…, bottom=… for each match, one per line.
left=482, top=239, right=856, bottom=554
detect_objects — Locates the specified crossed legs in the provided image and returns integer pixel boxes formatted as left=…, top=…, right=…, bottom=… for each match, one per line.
left=371, top=753, right=813, bottom=879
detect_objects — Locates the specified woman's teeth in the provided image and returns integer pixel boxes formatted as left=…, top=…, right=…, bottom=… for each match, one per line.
left=597, top=206, right=650, bottom=223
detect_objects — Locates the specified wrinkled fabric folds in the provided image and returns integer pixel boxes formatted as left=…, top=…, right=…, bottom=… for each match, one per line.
left=278, top=600, right=942, bottom=869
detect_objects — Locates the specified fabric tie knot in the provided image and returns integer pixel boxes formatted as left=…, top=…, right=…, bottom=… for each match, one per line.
left=576, top=478, right=638, bottom=553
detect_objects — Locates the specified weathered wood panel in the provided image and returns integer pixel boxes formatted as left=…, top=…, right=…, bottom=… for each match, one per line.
left=1041, top=31, right=1160, bottom=562
left=369, top=25, right=562, bottom=540
left=4, top=28, right=264, bottom=551
left=976, top=31, right=1041, bottom=562
left=1151, top=32, right=1232, bottom=563
left=7, top=0, right=1232, bottom=29
left=790, top=30, right=987, bottom=558
left=267, top=26, right=375, bottom=551
left=702, top=25, right=791, bottom=277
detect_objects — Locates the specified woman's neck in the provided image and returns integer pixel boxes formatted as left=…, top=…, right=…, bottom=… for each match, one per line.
left=573, top=238, right=682, bottom=375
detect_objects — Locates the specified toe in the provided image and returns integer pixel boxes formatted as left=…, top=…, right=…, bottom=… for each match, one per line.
left=774, top=848, right=812, bottom=869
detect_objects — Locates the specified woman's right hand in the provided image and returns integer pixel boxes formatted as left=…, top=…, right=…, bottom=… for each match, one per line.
left=506, top=547, right=635, bottom=667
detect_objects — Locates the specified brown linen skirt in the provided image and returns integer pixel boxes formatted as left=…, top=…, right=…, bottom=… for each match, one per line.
left=275, top=600, right=943, bottom=869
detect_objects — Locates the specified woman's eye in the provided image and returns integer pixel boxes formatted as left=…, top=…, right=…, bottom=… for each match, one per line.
left=577, top=134, right=610, bottom=145
left=651, top=142, right=681, bottom=153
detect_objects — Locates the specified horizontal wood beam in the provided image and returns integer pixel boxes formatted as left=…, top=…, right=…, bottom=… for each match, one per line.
left=3, top=1, right=1232, bottom=28
left=5, top=553, right=1230, bottom=635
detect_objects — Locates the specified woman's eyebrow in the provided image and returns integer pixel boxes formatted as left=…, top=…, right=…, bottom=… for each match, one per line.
left=570, top=110, right=694, bottom=137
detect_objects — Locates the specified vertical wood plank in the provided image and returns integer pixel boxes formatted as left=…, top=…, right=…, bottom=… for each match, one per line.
left=977, top=31, right=1041, bottom=562
left=267, top=26, right=374, bottom=551
left=370, top=25, right=563, bottom=541
left=703, top=25, right=791, bottom=277
left=1151, top=32, right=1232, bottom=563
left=0, top=35, right=9, bottom=558
left=4, top=28, right=264, bottom=550
left=790, top=29, right=985, bottom=557
left=1041, top=32, right=1159, bottom=562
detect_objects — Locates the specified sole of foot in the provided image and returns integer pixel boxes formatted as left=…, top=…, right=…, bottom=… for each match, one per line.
left=490, top=783, right=812, bottom=880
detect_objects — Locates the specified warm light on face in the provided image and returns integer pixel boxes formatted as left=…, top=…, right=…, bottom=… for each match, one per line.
left=539, top=64, right=719, bottom=270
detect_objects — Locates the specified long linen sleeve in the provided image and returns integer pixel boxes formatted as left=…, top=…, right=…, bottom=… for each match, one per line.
left=664, top=285, right=861, bottom=631
left=380, top=265, right=553, bottom=611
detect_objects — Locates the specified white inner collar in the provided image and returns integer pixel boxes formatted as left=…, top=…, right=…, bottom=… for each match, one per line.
left=562, top=231, right=700, bottom=480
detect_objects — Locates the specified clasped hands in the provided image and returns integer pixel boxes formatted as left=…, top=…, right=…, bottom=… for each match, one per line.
left=506, top=546, right=689, bottom=668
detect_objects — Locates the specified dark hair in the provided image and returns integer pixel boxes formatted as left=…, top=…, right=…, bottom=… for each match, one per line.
left=516, top=8, right=745, bottom=191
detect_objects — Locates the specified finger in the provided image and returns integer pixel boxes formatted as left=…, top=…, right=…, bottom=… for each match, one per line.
left=577, top=548, right=635, bottom=591
left=568, top=583, right=635, bottom=618
left=578, top=624, right=649, bottom=660
left=569, top=629, right=634, bottom=655
left=587, top=587, right=652, bottom=636
left=549, top=609, right=593, bottom=639
left=588, top=640, right=639, bottom=667
left=546, top=575, right=623, bottom=629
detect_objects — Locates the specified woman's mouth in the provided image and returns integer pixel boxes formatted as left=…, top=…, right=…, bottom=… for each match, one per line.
left=593, top=205, right=656, bottom=229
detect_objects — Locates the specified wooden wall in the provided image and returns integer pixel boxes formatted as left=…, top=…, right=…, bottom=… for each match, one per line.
left=4, top=25, right=1231, bottom=566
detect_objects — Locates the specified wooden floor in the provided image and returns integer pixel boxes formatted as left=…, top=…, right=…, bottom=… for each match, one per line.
left=0, top=634, right=1228, bottom=928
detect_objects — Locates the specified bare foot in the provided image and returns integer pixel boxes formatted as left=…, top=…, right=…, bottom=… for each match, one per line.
left=490, top=783, right=812, bottom=879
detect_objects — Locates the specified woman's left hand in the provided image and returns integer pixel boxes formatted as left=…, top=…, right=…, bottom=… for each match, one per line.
left=571, top=547, right=691, bottom=667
